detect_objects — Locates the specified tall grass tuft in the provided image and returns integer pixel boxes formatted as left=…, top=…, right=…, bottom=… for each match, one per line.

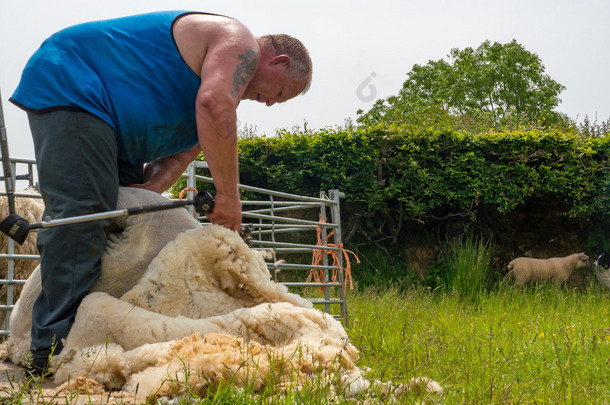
left=442, top=234, right=493, bottom=298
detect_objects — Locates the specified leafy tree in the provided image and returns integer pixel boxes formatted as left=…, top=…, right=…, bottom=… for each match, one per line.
left=357, top=40, right=567, bottom=129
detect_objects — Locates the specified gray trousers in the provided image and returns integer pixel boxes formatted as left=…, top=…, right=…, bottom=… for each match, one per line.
left=27, top=110, right=128, bottom=359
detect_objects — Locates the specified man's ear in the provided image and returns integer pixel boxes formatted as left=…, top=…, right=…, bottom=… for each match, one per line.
left=270, top=54, right=290, bottom=66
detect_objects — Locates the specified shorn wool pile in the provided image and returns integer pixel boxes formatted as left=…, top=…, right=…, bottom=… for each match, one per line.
left=1, top=188, right=442, bottom=402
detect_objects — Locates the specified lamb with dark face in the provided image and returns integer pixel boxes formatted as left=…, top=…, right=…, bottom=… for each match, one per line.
left=594, top=252, right=610, bottom=289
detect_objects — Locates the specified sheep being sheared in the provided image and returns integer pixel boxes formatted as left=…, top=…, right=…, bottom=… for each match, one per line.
left=506, top=252, right=590, bottom=286
left=51, top=226, right=363, bottom=399
left=2, top=187, right=443, bottom=401
left=53, top=297, right=365, bottom=397
left=0, top=192, right=44, bottom=327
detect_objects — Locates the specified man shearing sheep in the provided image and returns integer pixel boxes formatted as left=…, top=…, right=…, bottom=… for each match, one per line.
left=9, top=10, right=312, bottom=374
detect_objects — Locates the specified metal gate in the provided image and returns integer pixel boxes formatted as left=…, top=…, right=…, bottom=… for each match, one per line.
left=0, top=159, right=349, bottom=337
left=184, top=161, right=348, bottom=324
left=0, top=158, right=39, bottom=336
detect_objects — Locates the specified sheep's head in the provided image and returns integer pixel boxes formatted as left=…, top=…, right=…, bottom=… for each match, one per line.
left=577, top=253, right=590, bottom=269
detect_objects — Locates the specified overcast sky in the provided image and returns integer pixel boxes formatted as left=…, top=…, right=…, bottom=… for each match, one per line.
left=1, top=0, right=609, bottom=161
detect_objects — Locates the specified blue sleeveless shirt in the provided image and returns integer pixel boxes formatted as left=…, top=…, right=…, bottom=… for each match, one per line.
left=11, top=11, right=202, bottom=165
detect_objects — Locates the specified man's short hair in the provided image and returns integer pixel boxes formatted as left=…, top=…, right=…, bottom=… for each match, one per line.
left=260, top=34, right=312, bottom=94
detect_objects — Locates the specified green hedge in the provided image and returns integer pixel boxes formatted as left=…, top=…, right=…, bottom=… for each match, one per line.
left=173, top=125, right=610, bottom=247
left=235, top=126, right=610, bottom=219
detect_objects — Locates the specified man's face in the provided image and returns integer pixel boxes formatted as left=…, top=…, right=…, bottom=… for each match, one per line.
left=242, top=63, right=307, bottom=106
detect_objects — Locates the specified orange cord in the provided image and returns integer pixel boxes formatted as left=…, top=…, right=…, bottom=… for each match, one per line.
left=178, top=187, right=198, bottom=201
left=307, top=214, right=358, bottom=290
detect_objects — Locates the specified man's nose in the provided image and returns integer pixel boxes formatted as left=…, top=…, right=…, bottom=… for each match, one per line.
left=266, top=99, right=276, bottom=107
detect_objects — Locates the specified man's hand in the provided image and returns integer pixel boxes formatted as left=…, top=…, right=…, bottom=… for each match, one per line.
left=205, top=192, right=242, bottom=232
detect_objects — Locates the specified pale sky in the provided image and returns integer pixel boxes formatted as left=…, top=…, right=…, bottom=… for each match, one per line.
left=1, top=0, right=609, bottom=160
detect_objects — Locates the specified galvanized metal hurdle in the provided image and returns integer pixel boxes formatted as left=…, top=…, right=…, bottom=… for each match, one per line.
left=184, top=160, right=349, bottom=325
left=0, top=92, right=42, bottom=336
left=0, top=157, right=39, bottom=337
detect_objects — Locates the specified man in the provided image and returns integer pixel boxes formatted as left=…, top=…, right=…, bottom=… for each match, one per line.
left=9, top=10, right=312, bottom=373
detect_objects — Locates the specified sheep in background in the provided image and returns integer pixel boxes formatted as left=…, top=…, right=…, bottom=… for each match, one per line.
left=506, top=253, right=590, bottom=286
left=0, top=192, right=44, bottom=327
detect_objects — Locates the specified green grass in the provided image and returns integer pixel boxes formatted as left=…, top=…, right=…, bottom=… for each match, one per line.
left=5, top=283, right=610, bottom=404
left=442, top=234, right=493, bottom=297
left=348, top=283, right=610, bottom=404
left=3, top=229, right=609, bottom=404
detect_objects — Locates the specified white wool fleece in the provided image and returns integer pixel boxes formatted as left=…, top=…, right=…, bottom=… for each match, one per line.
left=121, top=225, right=311, bottom=319
left=55, top=296, right=362, bottom=399
left=97, top=187, right=202, bottom=297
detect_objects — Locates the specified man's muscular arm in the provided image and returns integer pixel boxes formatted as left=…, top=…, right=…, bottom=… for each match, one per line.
left=194, top=24, right=259, bottom=231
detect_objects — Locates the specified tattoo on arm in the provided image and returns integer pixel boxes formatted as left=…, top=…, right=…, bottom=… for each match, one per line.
left=231, top=50, right=257, bottom=99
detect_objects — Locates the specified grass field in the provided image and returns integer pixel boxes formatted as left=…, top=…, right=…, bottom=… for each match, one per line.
left=5, top=281, right=610, bottom=404
left=347, top=283, right=610, bottom=404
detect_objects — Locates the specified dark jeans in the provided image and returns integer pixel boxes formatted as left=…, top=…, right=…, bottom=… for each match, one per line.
left=26, top=110, right=137, bottom=360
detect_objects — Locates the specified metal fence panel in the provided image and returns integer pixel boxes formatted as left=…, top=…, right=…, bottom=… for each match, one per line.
left=182, top=161, right=348, bottom=325
left=0, top=158, right=38, bottom=336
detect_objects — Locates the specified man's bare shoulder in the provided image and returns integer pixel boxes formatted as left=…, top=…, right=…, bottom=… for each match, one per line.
left=174, top=13, right=254, bottom=43
left=173, top=13, right=258, bottom=74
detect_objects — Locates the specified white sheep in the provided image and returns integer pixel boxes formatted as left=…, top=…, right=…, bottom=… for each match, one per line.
left=506, top=252, right=590, bottom=286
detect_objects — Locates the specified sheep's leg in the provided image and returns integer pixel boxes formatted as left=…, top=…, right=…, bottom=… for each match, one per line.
left=553, top=274, right=568, bottom=287
left=53, top=343, right=130, bottom=388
